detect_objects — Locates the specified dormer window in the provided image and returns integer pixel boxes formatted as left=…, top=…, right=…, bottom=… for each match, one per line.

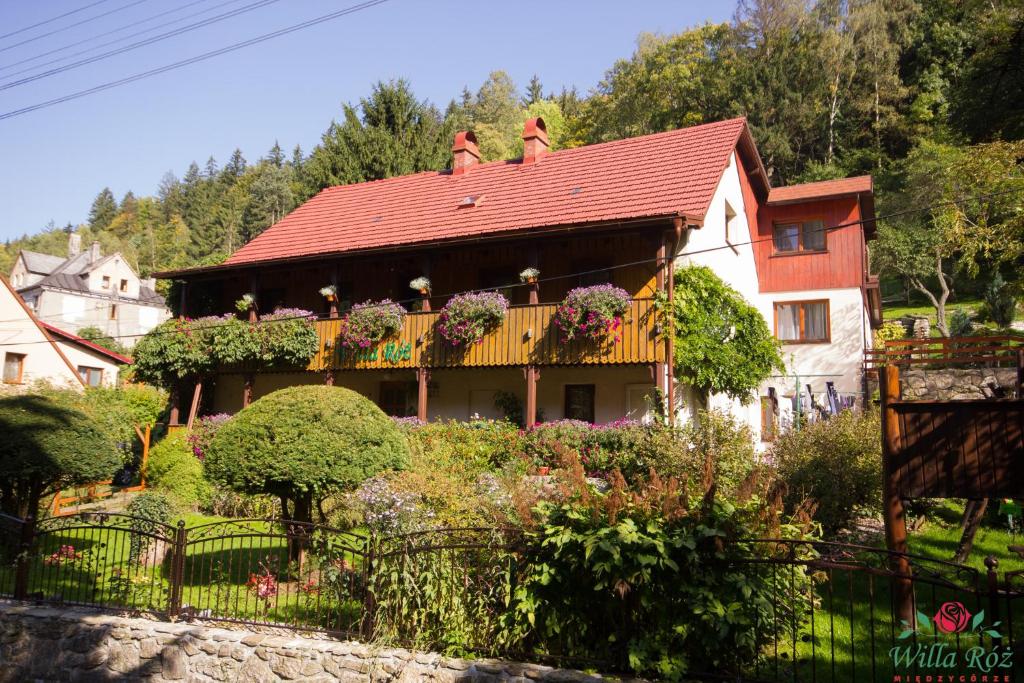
left=773, top=219, right=826, bottom=253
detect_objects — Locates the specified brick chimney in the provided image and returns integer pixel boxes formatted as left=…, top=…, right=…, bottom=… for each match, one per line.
left=522, top=117, right=549, bottom=165
left=68, top=233, right=81, bottom=257
left=89, top=241, right=101, bottom=263
left=451, top=131, right=480, bottom=176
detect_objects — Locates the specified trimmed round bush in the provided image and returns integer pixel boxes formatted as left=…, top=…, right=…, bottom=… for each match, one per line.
left=0, top=394, right=120, bottom=517
left=145, top=432, right=211, bottom=508
left=204, top=386, right=409, bottom=523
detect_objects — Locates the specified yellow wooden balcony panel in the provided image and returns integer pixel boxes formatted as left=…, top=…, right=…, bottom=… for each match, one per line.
left=309, top=298, right=663, bottom=371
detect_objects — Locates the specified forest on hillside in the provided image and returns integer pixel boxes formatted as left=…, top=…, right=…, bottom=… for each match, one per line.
left=2, top=0, right=1021, bottom=329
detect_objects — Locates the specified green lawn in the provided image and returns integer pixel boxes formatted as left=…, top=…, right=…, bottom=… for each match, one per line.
left=883, top=298, right=982, bottom=335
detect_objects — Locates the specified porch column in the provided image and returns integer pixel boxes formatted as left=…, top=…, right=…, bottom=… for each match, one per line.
left=242, top=373, right=254, bottom=408
left=417, top=368, right=431, bottom=422
left=524, top=366, right=539, bottom=429
left=177, top=282, right=188, bottom=319
left=168, top=385, right=181, bottom=426
left=654, top=238, right=668, bottom=402
left=248, top=273, right=259, bottom=321
left=880, top=365, right=913, bottom=623
left=528, top=244, right=539, bottom=305
left=329, top=263, right=340, bottom=319
left=664, top=220, right=682, bottom=426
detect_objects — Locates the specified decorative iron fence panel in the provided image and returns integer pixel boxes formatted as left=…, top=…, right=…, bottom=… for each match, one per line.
left=3, top=514, right=1022, bottom=680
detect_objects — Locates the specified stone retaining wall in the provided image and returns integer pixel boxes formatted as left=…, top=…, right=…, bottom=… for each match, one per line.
left=900, top=367, right=1018, bottom=400
left=0, top=603, right=636, bottom=682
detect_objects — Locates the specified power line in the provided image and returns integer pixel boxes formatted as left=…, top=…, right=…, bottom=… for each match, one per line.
left=0, top=0, right=285, bottom=91
left=0, top=0, right=394, bottom=121
left=3, top=183, right=1022, bottom=343
left=0, top=0, right=242, bottom=77
left=0, top=0, right=115, bottom=42
left=0, top=0, right=154, bottom=55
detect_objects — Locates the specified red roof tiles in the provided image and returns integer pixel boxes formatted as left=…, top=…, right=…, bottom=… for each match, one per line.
left=222, top=118, right=752, bottom=267
left=767, top=176, right=872, bottom=205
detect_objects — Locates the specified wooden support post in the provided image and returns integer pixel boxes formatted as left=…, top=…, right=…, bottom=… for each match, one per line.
left=665, top=222, right=681, bottom=426
left=416, top=368, right=430, bottom=423
left=248, top=273, right=259, bottom=321
left=177, top=282, right=188, bottom=319
left=528, top=244, right=539, bottom=305
left=168, top=385, right=181, bottom=426
left=242, top=373, right=254, bottom=408
left=186, top=381, right=203, bottom=431
left=1017, top=349, right=1024, bottom=398
left=880, top=365, right=913, bottom=623
left=524, top=366, right=539, bottom=429
left=654, top=236, right=669, bottom=404
left=329, top=263, right=340, bottom=319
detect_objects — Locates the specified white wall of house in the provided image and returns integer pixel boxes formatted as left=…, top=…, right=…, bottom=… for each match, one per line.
left=211, top=366, right=656, bottom=424
left=32, top=289, right=169, bottom=347
left=53, top=341, right=122, bottom=388
left=0, top=281, right=83, bottom=391
left=9, top=256, right=43, bottom=289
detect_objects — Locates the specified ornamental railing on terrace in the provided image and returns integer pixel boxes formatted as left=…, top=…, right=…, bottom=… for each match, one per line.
left=307, top=298, right=663, bottom=371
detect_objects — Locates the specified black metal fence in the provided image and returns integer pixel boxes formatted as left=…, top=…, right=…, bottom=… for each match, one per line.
left=1, top=512, right=1021, bottom=681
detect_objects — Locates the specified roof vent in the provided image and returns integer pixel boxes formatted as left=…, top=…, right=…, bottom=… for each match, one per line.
left=522, top=117, right=549, bottom=165
left=458, top=195, right=483, bottom=208
left=452, top=131, right=480, bottom=176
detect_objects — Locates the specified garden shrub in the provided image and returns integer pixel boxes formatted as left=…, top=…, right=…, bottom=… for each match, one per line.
left=0, top=394, right=121, bottom=517
left=872, top=320, right=906, bottom=348
left=204, top=386, right=409, bottom=525
left=145, top=433, right=211, bottom=509
left=125, top=491, right=174, bottom=563
left=501, top=460, right=815, bottom=679
left=186, top=413, right=231, bottom=460
left=771, top=409, right=882, bottom=533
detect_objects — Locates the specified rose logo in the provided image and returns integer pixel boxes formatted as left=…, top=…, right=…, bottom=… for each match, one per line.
left=933, top=601, right=971, bottom=633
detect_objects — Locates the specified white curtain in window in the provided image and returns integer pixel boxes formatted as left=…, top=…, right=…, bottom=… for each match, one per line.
left=777, top=304, right=800, bottom=340
left=804, top=303, right=827, bottom=339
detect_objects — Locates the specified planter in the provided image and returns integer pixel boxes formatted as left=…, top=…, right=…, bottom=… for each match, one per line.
left=437, top=291, right=509, bottom=347
left=554, top=284, right=631, bottom=342
left=338, top=299, right=406, bottom=349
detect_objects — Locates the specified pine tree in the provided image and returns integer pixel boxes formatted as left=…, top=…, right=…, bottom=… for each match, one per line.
left=524, top=74, right=544, bottom=105
left=266, top=141, right=285, bottom=168
left=204, top=156, right=219, bottom=178
left=224, top=149, right=247, bottom=180
left=88, top=188, right=118, bottom=232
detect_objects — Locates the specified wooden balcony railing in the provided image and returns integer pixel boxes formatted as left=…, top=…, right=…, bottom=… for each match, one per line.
left=308, top=298, right=663, bottom=371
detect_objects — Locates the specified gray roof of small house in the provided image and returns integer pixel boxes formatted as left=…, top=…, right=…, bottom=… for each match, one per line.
left=20, top=250, right=67, bottom=274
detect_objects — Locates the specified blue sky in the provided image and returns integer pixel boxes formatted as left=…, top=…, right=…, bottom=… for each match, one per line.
left=0, top=1, right=731, bottom=241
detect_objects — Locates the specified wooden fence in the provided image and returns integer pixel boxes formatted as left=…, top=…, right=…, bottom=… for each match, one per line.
left=864, top=334, right=1024, bottom=372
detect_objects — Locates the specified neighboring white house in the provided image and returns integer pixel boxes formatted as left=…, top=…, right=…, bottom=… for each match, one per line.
left=0, top=276, right=130, bottom=390
left=10, top=234, right=170, bottom=348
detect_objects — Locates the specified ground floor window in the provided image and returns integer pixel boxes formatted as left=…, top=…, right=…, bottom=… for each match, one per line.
left=775, top=299, right=830, bottom=343
left=564, top=384, right=595, bottom=422
left=2, top=352, right=25, bottom=384
left=78, top=366, right=104, bottom=387
left=378, top=381, right=417, bottom=417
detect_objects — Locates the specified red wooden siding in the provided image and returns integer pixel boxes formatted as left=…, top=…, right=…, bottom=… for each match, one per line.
left=752, top=197, right=866, bottom=292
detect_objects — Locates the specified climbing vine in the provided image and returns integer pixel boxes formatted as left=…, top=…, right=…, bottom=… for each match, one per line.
left=657, top=265, right=783, bottom=402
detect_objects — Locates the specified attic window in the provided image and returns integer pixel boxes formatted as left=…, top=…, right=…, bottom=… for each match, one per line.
left=101, top=276, right=111, bottom=289
left=458, top=195, right=483, bottom=208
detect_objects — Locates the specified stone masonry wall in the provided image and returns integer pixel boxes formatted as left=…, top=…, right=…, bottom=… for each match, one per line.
left=0, top=603, right=638, bottom=683
left=899, top=367, right=1018, bottom=401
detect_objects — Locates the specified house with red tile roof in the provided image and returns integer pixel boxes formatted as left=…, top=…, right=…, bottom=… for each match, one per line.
left=158, top=117, right=880, bottom=439
left=1, top=276, right=131, bottom=390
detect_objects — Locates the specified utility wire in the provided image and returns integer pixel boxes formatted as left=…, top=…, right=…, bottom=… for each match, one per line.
left=0, top=0, right=153, bottom=55
left=0, top=0, right=241, bottom=76
left=0, top=0, right=284, bottom=91
left=0, top=0, right=115, bottom=42
left=4, top=183, right=1023, bottom=345
left=0, top=0, right=394, bottom=121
